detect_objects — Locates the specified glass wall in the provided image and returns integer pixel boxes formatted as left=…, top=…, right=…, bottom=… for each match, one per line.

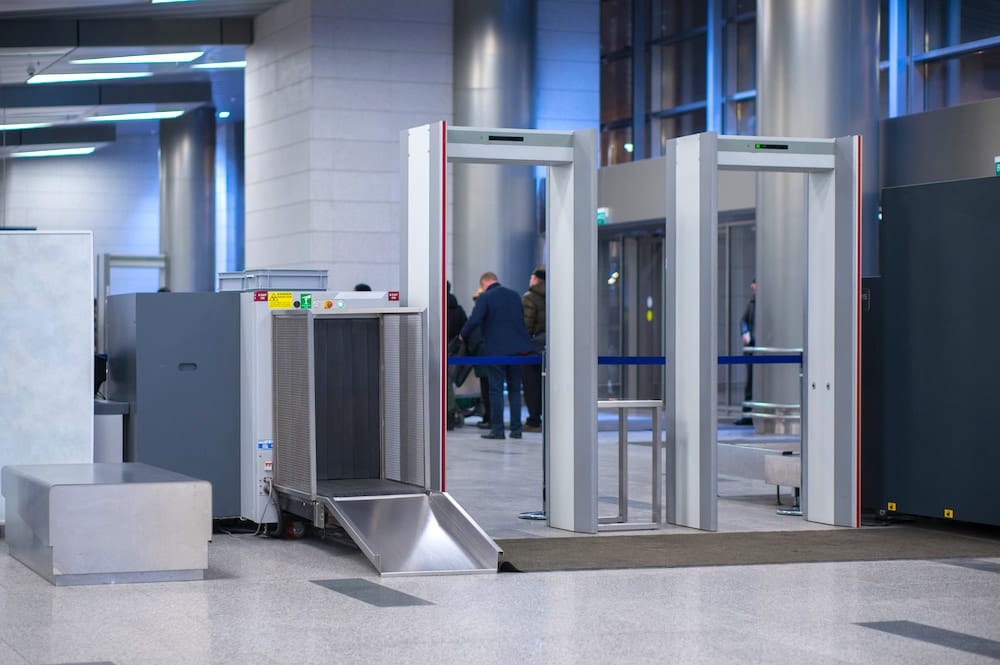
left=601, top=0, right=1000, bottom=162
left=599, top=0, right=756, bottom=165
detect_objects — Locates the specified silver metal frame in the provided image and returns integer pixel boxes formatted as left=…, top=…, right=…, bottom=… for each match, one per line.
left=597, top=400, right=663, bottom=531
left=96, top=253, right=167, bottom=354
left=667, top=132, right=861, bottom=531
left=404, top=123, right=599, bottom=533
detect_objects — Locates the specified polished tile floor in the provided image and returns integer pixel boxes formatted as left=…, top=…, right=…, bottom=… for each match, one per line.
left=0, top=419, right=998, bottom=664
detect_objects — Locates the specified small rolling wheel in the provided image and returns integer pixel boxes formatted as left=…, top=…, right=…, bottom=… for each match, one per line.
left=284, top=520, right=306, bottom=539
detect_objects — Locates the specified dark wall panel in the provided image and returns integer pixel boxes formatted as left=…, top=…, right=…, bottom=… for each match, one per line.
left=880, top=176, right=1000, bottom=526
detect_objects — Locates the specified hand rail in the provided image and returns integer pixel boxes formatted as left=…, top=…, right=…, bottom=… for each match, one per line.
left=597, top=400, right=662, bottom=531
left=743, top=346, right=804, bottom=355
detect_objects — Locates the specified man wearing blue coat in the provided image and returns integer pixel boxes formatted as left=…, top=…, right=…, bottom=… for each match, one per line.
left=460, top=271, right=534, bottom=439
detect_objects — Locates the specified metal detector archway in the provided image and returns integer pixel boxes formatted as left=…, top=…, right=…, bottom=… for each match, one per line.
left=403, top=123, right=599, bottom=533
left=666, top=132, right=862, bottom=530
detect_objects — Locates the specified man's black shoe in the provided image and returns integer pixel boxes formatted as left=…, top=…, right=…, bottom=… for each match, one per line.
left=509, top=432, right=522, bottom=439
left=523, top=424, right=541, bottom=433
left=481, top=432, right=505, bottom=440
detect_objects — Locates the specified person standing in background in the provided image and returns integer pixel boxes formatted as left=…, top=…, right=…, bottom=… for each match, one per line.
left=734, top=278, right=756, bottom=426
left=521, top=267, right=545, bottom=433
left=460, top=272, right=534, bottom=440
left=445, top=281, right=467, bottom=430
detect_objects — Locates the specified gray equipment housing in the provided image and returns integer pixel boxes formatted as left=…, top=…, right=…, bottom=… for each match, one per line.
left=106, top=292, right=241, bottom=518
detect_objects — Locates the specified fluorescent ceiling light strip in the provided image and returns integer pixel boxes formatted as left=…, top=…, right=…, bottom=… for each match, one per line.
left=12, top=147, right=96, bottom=158
left=192, top=61, right=246, bottom=69
left=86, top=110, right=185, bottom=122
left=71, top=51, right=204, bottom=65
left=151, top=0, right=199, bottom=4
left=0, top=123, right=51, bottom=131
left=28, top=72, right=153, bottom=84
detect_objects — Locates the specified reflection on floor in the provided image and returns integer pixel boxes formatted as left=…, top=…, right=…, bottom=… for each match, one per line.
left=445, top=414, right=829, bottom=540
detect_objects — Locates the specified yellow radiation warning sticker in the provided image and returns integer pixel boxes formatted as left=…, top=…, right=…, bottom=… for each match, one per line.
left=887, top=502, right=896, bottom=512
left=944, top=508, right=954, bottom=519
left=268, top=292, right=293, bottom=309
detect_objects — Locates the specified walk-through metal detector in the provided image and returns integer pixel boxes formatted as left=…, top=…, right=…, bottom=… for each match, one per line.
left=666, top=133, right=861, bottom=530
left=403, top=123, right=599, bottom=533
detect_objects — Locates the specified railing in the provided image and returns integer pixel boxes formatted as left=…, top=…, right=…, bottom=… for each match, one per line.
left=597, top=400, right=663, bottom=531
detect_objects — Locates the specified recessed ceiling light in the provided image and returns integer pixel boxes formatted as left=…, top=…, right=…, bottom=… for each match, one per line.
left=192, top=61, right=246, bottom=70
left=70, top=51, right=204, bottom=65
left=27, top=72, right=153, bottom=84
left=86, top=110, right=185, bottom=122
left=217, top=111, right=231, bottom=119
left=151, top=0, right=199, bottom=4
left=0, top=123, right=51, bottom=131
left=11, top=147, right=96, bottom=158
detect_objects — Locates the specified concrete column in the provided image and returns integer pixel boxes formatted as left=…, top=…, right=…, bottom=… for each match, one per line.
left=755, top=0, right=878, bottom=404
left=160, top=106, right=216, bottom=292
left=452, top=0, right=537, bottom=304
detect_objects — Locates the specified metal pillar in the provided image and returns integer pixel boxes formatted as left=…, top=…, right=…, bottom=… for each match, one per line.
left=452, top=0, right=537, bottom=305
left=755, top=0, right=878, bottom=405
left=160, top=106, right=216, bottom=292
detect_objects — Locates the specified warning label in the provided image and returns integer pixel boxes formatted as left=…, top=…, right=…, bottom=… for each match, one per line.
left=253, top=291, right=268, bottom=302
left=268, top=292, right=293, bottom=309
left=388, top=291, right=400, bottom=302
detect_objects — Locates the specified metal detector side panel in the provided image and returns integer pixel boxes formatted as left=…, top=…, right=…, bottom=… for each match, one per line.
left=382, top=312, right=427, bottom=488
left=324, top=492, right=500, bottom=576
left=272, top=313, right=316, bottom=499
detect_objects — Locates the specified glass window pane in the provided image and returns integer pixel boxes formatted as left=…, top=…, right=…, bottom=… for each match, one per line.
left=922, top=47, right=1000, bottom=111
left=724, top=20, right=756, bottom=95
left=879, top=0, right=889, bottom=62
left=601, top=57, right=633, bottom=124
left=601, top=0, right=632, bottom=54
left=923, top=0, right=1000, bottom=51
left=654, top=109, right=707, bottom=151
left=724, top=0, right=756, bottom=19
left=650, top=36, right=707, bottom=109
left=651, top=0, right=707, bottom=39
left=723, top=99, right=756, bottom=134
left=879, top=68, right=889, bottom=118
left=601, top=126, right=634, bottom=166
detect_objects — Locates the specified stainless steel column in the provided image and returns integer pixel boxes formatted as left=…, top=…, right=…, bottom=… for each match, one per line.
left=756, top=0, right=878, bottom=403
left=160, top=106, right=216, bottom=292
left=452, top=0, right=537, bottom=303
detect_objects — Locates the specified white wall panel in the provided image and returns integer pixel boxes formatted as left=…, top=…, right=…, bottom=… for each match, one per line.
left=0, top=232, right=94, bottom=522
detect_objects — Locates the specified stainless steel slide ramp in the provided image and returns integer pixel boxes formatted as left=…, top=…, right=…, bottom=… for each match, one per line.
left=321, top=492, right=501, bottom=576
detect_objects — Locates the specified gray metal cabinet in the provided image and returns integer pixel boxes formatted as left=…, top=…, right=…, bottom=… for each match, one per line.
left=107, top=292, right=240, bottom=518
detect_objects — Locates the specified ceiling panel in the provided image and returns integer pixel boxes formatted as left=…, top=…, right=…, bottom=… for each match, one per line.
left=0, top=0, right=282, bottom=19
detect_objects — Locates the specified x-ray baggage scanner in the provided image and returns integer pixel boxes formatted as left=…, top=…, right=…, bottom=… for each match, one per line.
left=269, top=309, right=500, bottom=575
left=230, top=269, right=398, bottom=525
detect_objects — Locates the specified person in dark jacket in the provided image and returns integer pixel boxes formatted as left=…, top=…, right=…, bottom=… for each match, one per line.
left=445, top=281, right=468, bottom=430
left=460, top=272, right=534, bottom=439
left=521, top=267, right=545, bottom=432
left=734, top=278, right=756, bottom=426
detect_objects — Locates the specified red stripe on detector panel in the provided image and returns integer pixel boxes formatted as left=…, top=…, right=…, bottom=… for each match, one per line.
left=441, top=121, right=448, bottom=492
left=856, top=135, right=862, bottom=528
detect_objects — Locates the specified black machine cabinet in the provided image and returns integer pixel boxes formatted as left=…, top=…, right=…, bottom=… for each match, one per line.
left=878, top=176, right=1000, bottom=527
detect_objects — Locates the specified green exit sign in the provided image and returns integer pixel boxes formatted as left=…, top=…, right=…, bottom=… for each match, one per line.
left=995, top=156, right=1000, bottom=176
left=597, top=207, right=609, bottom=225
